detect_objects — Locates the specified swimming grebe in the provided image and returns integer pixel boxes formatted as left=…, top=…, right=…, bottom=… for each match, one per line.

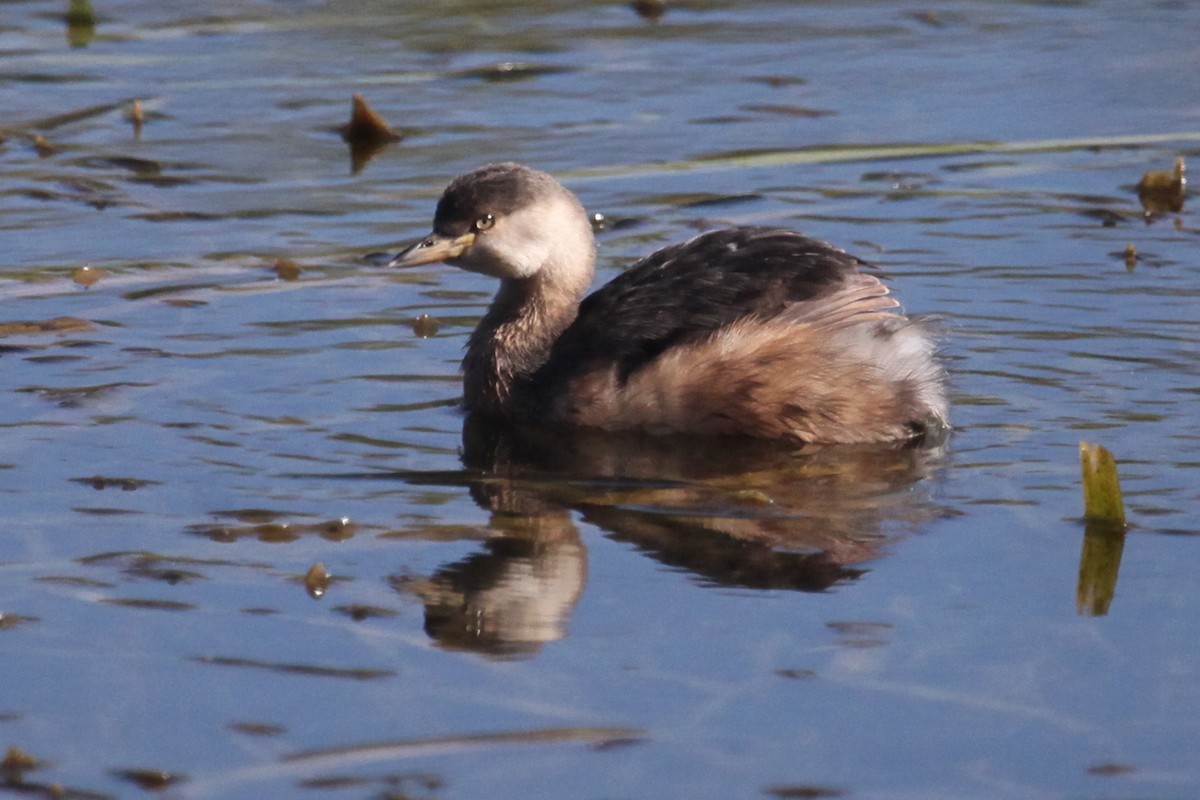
left=390, top=162, right=947, bottom=444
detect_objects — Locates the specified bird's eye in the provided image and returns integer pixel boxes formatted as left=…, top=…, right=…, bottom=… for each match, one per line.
left=474, top=214, right=495, bottom=232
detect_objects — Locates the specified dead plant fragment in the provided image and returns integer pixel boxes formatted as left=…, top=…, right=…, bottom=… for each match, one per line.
left=112, top=768, right=187, bottom=791
left=632, top=0, right=666, bottom=20
left=1136, top=156, right=1186, bottom=215
left=1122, top=244, right=1137, bottom=270
left=33, top=135, right=57, bottom=157
left=411, top=313, right=440, bottom=338
left=271, top=258, right=301, bottom=281
left=2, top=747, right=42, bottom=780
left=71, top=265, right=104, bottom=287
left=305, top=563, right=331, bottom=599
left=340, top=94, right=401, bottom=173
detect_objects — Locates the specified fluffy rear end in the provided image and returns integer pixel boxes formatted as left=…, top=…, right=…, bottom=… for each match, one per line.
left=549, top=277, right=947, bottom=444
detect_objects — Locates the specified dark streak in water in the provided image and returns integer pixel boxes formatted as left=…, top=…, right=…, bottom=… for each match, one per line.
left=763, top=785, right=847, bottom=799
left=229, top=721, right=287, bottom=737
left=17, top=382, right=151, bottom=408
left=277, top=468, right=478, bottom=487
left=24, top=100, right=126, bottom=128
left=101, top=598, right=196, bottom=612
left=739, top=103, right=835, bottom=118
left=131, top=211, right=221, bottom=222
left=78, top=550, right=270, bottom=571
left=451, top=61, right=575, bottom=82
left=74, top=155, right=163, bottom=175
left=680, top=192, right=764, bottom=209
left=121, top=282, right=226, bottom=300
left=34, top=575, right=115, bottom=588
left=71, top=507, right=142, bottom=516
left=111, top=768, right=187, bottom=791
left=190, top=655, right=394, bottom=681
left=332, top=604, right=400, bottom=621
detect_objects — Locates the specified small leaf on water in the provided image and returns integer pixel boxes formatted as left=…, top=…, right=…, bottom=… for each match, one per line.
left=112, top=768, right=186, bottom=791
left=339, top=94, right=399, bottom=145
left=320, top=516, right=357, bottom=541
left=632, top=0, right=666, bottom=20
left=1, top=745, right=42, bottom=774
left=339, top=94, right=400, bottom=174
left=1136, top=156, right=1186, bottom=214
left=34, top=135, right=57, bottom=157
left=1122, top=243, right=1137, bottom=270
left=411, top=314, right=440, bottom=338
left=271, top=258, right=301, bottom=281
left=72, top=265, right=104, bottom=287
left=305, top=563, right=330, bottom=599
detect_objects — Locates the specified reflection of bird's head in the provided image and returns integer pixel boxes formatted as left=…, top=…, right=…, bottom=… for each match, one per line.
left=411, top=534, right=587, bottom=661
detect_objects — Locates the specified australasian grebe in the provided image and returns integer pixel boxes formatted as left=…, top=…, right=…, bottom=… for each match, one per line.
left=390, top=162, right=948, bottom=444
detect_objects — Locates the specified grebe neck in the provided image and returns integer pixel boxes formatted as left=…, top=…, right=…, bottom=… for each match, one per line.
left=463, top=272, right=586, bottom=417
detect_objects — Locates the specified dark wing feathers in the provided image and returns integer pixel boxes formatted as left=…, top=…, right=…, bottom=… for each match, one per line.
left=537, top=227, right=873, bottom=384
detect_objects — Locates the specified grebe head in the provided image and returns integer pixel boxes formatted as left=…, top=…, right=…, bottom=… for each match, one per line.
left=390, top=163, right=595, bottom=284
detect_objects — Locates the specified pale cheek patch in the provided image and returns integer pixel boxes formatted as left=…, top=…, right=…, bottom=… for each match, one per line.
left=496, top=206, right=552, bottom=278
left=481, top=198, right=592, bottom=280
